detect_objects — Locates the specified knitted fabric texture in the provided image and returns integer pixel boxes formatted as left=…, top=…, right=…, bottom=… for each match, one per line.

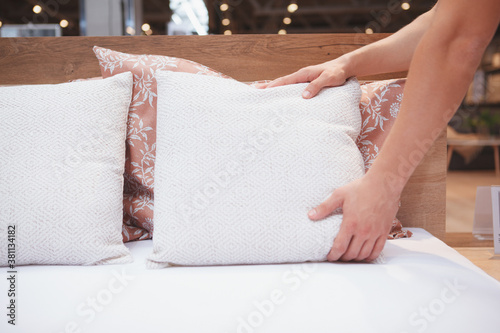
left=0, top=73, right=133, bottom=266
left=93, top=46, right=232, bottom=242
left=148, top=71, right=365, bottom=267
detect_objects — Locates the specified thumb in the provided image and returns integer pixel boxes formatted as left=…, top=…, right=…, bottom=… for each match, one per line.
left=308, top=190, right=344, bottom=221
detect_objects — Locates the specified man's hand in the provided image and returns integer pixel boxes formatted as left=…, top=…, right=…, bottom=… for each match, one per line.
left=255, top=59, right=350, bottom=99
left=308, top=174, right=400, bottom=262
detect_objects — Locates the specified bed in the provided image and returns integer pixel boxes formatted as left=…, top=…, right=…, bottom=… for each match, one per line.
left=0, top=34, right=499, bottom=332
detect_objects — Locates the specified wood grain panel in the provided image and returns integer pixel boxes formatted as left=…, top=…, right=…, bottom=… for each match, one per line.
left=0, top=34, right=444, bottom=238
left=397, top=130, right=447, bottom=239
left=0, top=34, right=407, bottom=84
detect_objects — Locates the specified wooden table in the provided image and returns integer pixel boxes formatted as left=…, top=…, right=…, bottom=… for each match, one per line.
left=447, top=137, right=500, bottom=177
left=445, top=232, right=500, bottom=282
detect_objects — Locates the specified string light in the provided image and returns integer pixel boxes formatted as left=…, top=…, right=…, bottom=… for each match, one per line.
left=283, top=17, right=291, bottom=25
left=365, top=28, right=374, bottom=34
left=401, top=2, right=410, bottom=10
left=0, top=21, right=3, bottom=28
left=59, top=19, right=69, bottom=28
left=220, top=3, right=229, bottom=12
left=222, top=18, right=230, bottom=26
left=224, top=30, right=232, bottom=35
left=278, top=29, right=287, bottom=35
left=33, top=5, right=42, bottom=14
left=287, top=1, right=298, bottom=13
left=141, top=23, right=151, bottom=32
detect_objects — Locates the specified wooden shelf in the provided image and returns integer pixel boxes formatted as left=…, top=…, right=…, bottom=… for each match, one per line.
left=445, top=232, right=494, bottom=247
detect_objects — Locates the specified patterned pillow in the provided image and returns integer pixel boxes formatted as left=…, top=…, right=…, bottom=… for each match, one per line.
left=148, top=72, right=365, bottom=267
left=358, top=79, right=412, bottom=239
left=93, top=45, right=412, bottom=242
left=0, top=73, right=133, bottom=266
left=93, top=46, right=232, bottom=242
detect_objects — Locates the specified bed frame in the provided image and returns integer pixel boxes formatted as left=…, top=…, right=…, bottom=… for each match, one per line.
left=0, top=34, right=446, bottom=239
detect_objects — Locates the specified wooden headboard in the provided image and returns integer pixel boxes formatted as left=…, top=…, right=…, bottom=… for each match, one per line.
left=0, top=34, right=446, bottom=239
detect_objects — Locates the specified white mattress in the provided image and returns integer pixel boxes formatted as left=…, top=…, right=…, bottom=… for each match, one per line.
left=1, top=228, right=499, bottom=333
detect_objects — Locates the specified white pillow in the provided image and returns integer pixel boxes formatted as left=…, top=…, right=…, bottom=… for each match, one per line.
left=148, top=71, right=364, bottom=267
left=0, top=72, right=134, bottom=266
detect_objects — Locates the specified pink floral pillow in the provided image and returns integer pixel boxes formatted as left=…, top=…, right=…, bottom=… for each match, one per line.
left=93, top=46, right=231, bottom=242
left=358, top=79, right=412, bottom=239
left=92, top=46, right=411, bottom=242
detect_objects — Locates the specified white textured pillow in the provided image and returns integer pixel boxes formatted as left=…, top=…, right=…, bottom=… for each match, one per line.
left=0, top=72, right=133, bottom=266
left=148, top=71, right=364, bottom=267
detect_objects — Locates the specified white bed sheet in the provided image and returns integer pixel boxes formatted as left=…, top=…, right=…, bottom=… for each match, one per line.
left=1, top=228, right=499, bottom=333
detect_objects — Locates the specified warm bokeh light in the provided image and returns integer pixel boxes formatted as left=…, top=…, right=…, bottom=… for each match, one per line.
left=283, top=17, right=292, bottom=25
left=365, top=28, right=374, bottom=34
left=278, top=29, right=287, bottom=35
left=145, top=29, right=153, bottom=36
left=287, top=3, right=298, bottom=13
left=0, top=21, right=3, bottom=28
left=33, top=5, right=42, bottom=14
left=141, top=23, right=151, bottom=32
left=222, top=18, right=230, bottom=26
left=493, top=53, right=500, bottom=68
left=126, top=26, right=136, bottom=35
left=59, top=19, right=69, bottom=28
left=401, top=2, right=410, bottom=10
left=220, top=3, right=229, bottom=12
left=224, top=30, right=232, bottom=35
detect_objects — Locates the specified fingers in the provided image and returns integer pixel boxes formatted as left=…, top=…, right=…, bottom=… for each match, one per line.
left=366, top=237, right=386, bottom=262
left=265, top=70, right=311, bottom=89
left=326, top=221, right=352, bottom=262
left=308, top=190, right=343, bottom=221
left=302, top=71, right=335, bottom=99
left=326, top=213, right=388, bottom=262
left=253, top=82, right=268, bottom=89
left=353, top=238, right=376, bottom=262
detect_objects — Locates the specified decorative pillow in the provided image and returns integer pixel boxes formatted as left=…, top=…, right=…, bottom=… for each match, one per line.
left=0, top=72, right=134, bottom=266
left=147, top=72, right=365, bottom=267
left=358, top=79, right=412, bottom=239
left=93, top=46, right=232, bottom=242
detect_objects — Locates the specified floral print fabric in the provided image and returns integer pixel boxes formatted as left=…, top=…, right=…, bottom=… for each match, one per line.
left=93, top=47, right=231, bottom=242
left=359, top=79, right=412, bottom=239
left=93, top=46, right=411, bottom=241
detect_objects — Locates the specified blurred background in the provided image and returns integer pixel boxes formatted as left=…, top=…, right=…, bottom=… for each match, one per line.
left=0, top=0, right=435, bottom=37
left=0, top=0, right=500, bottom=233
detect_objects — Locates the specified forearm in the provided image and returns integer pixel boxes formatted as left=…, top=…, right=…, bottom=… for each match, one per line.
left=366, top=0, right=500, bottom=195
left=340, top=5, right=436, bottom=78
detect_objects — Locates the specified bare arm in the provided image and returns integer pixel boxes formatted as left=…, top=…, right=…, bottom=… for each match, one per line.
left=259, top=4, right=437, bottom=97
left=309, top=0, right=500, bottom=262
left=343, top=4, right=437, bottom=77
